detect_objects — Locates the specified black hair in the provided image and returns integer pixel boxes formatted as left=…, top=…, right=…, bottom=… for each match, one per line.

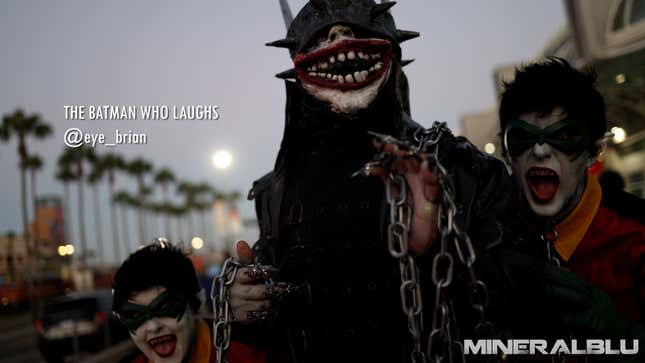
left=112, top=242, right=201, bottom=314
left=499, top=57, right=606, bottom=156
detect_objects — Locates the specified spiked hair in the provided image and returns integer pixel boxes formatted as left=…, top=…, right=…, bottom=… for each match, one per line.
left=499, top=57, right=606, bottom=157
left=112, top=242, right=201, bottom=314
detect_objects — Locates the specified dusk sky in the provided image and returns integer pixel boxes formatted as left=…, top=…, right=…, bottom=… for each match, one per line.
left=1, top=1, right=566, bottom=262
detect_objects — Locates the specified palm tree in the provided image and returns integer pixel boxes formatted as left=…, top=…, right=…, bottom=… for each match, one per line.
left=113, top=191, right=134, bottom=254
left=0, top=109, right=52, bottom=317
left=177, top=181, right=198, bottom=239
left=154, top=168, right=175, bottom=240
left=23, top=155, right=43, bottom=246
left=87, top=160, right=105, bottom=264
left=59, top=146, right=94, bottom=264
left=55, top=164, right=76, bottom=244
left=102, top=153, right=125, bottom=263
left=194, top=183, right=215, bottom=242
left=127, top=159, right=152, bottom=243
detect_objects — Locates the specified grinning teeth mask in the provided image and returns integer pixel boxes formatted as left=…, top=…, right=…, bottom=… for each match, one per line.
left=267, top=0, right=418, bottom=115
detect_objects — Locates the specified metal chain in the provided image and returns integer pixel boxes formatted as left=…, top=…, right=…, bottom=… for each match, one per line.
left=211, top=258, right=240, bottom=363
left=386, top=173, right=426, bottom=363
left=380, top=122, right=497, bottom=363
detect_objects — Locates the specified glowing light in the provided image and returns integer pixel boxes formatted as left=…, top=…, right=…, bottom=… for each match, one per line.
left=58, top=245, right=67, bottom=256
left=64, top=244, right=75, bottom=255
left=1, top=297, right=8, bottom=306
left=191, top=237, right=204, bottom=250
left=611, top=127, right=626, bottom=144
left=484, top=143, right=496, bottom=154
left=212, top=150, right=233, bottom=170
left=615, top=73, right=626, bottom=84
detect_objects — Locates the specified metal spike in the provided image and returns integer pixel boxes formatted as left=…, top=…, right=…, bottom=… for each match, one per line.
left=401, top=59, right=415, bottom=67
left=371, top=2, right=396, bottom=20
left=275, top=68, right=297, bottom=79
left=278, top=0, right=294, bottom=30
left=265, top=38, right=299, bottom=49
left=396, top=29, right=420, bottom=43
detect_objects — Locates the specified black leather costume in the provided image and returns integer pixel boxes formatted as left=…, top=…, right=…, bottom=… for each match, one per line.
left=242, top=1, right=519, bottom=362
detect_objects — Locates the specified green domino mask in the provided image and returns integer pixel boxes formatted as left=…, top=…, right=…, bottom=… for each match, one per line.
left=503, top=118, right=590, bottom=158
left=117, top=290, right=188, bottom=332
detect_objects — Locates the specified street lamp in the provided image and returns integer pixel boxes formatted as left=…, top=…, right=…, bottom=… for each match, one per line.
left=484, top=143, right=496, bottom=155
left=611, top=127, right=626, bottom=144
left=191, top=237, right=204, bottom=250
left=212, top=150, right=233, bottom=170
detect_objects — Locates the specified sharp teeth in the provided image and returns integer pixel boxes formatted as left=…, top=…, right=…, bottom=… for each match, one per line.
left=345, top=74, right=354, bottom=83
left=374, top=62, right=382, bottom=70
left=329, top=56, right=336, bottom=64
left=361, top=70, right=369, bottom=79
left=358, top=51, right=365, bottom=59
left=312, top=65, right=317, bottom=71
left=308, top=72, right=315, bottom=77
left=320, top=62, right=328, bottom=70
left=332, top=75, right=338, bottom=81
left=371, top=53, right=378, bottom=59
left=338, top=53, right=346, bottom=62
left=375, top=53, right=381, bottom=59
left=326, top=73, right=332, bottom=79
left=318, top=73, right=325, bottom=78
left=338, top=75, right=344, bottom=83
left=369, top=66, right=375, bottom=72
left=354, top=71, right=362, bottom=82
left=347, top=51, right=356, bottom=60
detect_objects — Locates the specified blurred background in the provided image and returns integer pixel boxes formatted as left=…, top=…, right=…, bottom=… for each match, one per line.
left=0, top=1, right=643, bottom=362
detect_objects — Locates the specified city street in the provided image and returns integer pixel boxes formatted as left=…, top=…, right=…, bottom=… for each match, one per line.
left=0, top=312, right=45, bottom=363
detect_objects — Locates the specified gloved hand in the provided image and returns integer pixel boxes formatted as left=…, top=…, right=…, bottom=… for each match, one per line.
left=543, top=264, right=645, bottom=342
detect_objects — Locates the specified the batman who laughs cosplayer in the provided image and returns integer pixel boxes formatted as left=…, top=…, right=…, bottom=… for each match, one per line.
left=241, top=1, right=424, bottom=362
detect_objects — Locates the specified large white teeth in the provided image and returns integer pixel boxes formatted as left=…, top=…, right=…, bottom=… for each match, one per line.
left=329, top=56, right=336, bottom=64
left=338, top=53, right=346, bottom=62
left=308, top=72, right=315, bottom=77
left=338, top=75, right=344, bottom=83
left=353, top=71, right=362, bottom=82
left=374, top=62, right=382, bottom=70
left=345, top=74, right=354, bottom=83
left=320, top=62, right=328, bottom=70
left=358, top=51, right=365, bottom=59
left=326, top=73, right=332, bottom=79
left=360, top=70, right=369, bottom=79
left=347, top=51, right=356, bottom=60
left=312, top=65, right=317, bottom=71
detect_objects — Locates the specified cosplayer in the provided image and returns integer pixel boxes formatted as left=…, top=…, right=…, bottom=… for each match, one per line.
left=112, top=241, right=262, bottom=363
left=374, top=59, right=645, bottom=361
left=215, top=1, right=514, bottom=363
left=112, top=241, right=210, bottom=363
left=498, top=59, right=645, bottom=343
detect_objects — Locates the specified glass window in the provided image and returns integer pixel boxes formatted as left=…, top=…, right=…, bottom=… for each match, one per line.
left=613, top=0, right=626, bottom=30
left=630, top=0, right=645, bottom=23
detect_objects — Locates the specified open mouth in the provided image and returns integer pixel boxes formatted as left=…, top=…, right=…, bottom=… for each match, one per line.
left=526, top=167, right=560, bottom=203
left=294, top=38, right=392, bottom=91
left=148, top=334, right=177, bottom=358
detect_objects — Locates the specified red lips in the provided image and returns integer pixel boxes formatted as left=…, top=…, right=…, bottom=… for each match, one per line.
left=526, top=167, right=559, bottom=203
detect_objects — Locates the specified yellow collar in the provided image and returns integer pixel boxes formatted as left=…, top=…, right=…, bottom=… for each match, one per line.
left=553, top=173, right=602, bottom=261
left=148, top=320, right=211, bottom=363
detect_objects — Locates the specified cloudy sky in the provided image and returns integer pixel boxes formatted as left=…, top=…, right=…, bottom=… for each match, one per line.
left=1, top=0, right=566, bottom=262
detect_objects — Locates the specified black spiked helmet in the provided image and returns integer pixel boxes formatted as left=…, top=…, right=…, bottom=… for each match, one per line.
left=267, top=0, right=418, bottom=59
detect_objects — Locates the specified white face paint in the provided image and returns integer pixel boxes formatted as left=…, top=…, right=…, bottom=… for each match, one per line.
left=128, top=286, right=197, bottom=363
left=294, top=25, right=393, bottom=115
left=509, top=108, right=591, bottom=219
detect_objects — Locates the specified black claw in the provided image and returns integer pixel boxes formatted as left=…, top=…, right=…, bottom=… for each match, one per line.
left=401, top=59, right=415, bottom=67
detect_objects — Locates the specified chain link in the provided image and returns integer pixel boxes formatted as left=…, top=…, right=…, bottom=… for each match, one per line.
left=381, top=122, right=498, bottom=363
left=211, top=258, right=240, bottom=363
